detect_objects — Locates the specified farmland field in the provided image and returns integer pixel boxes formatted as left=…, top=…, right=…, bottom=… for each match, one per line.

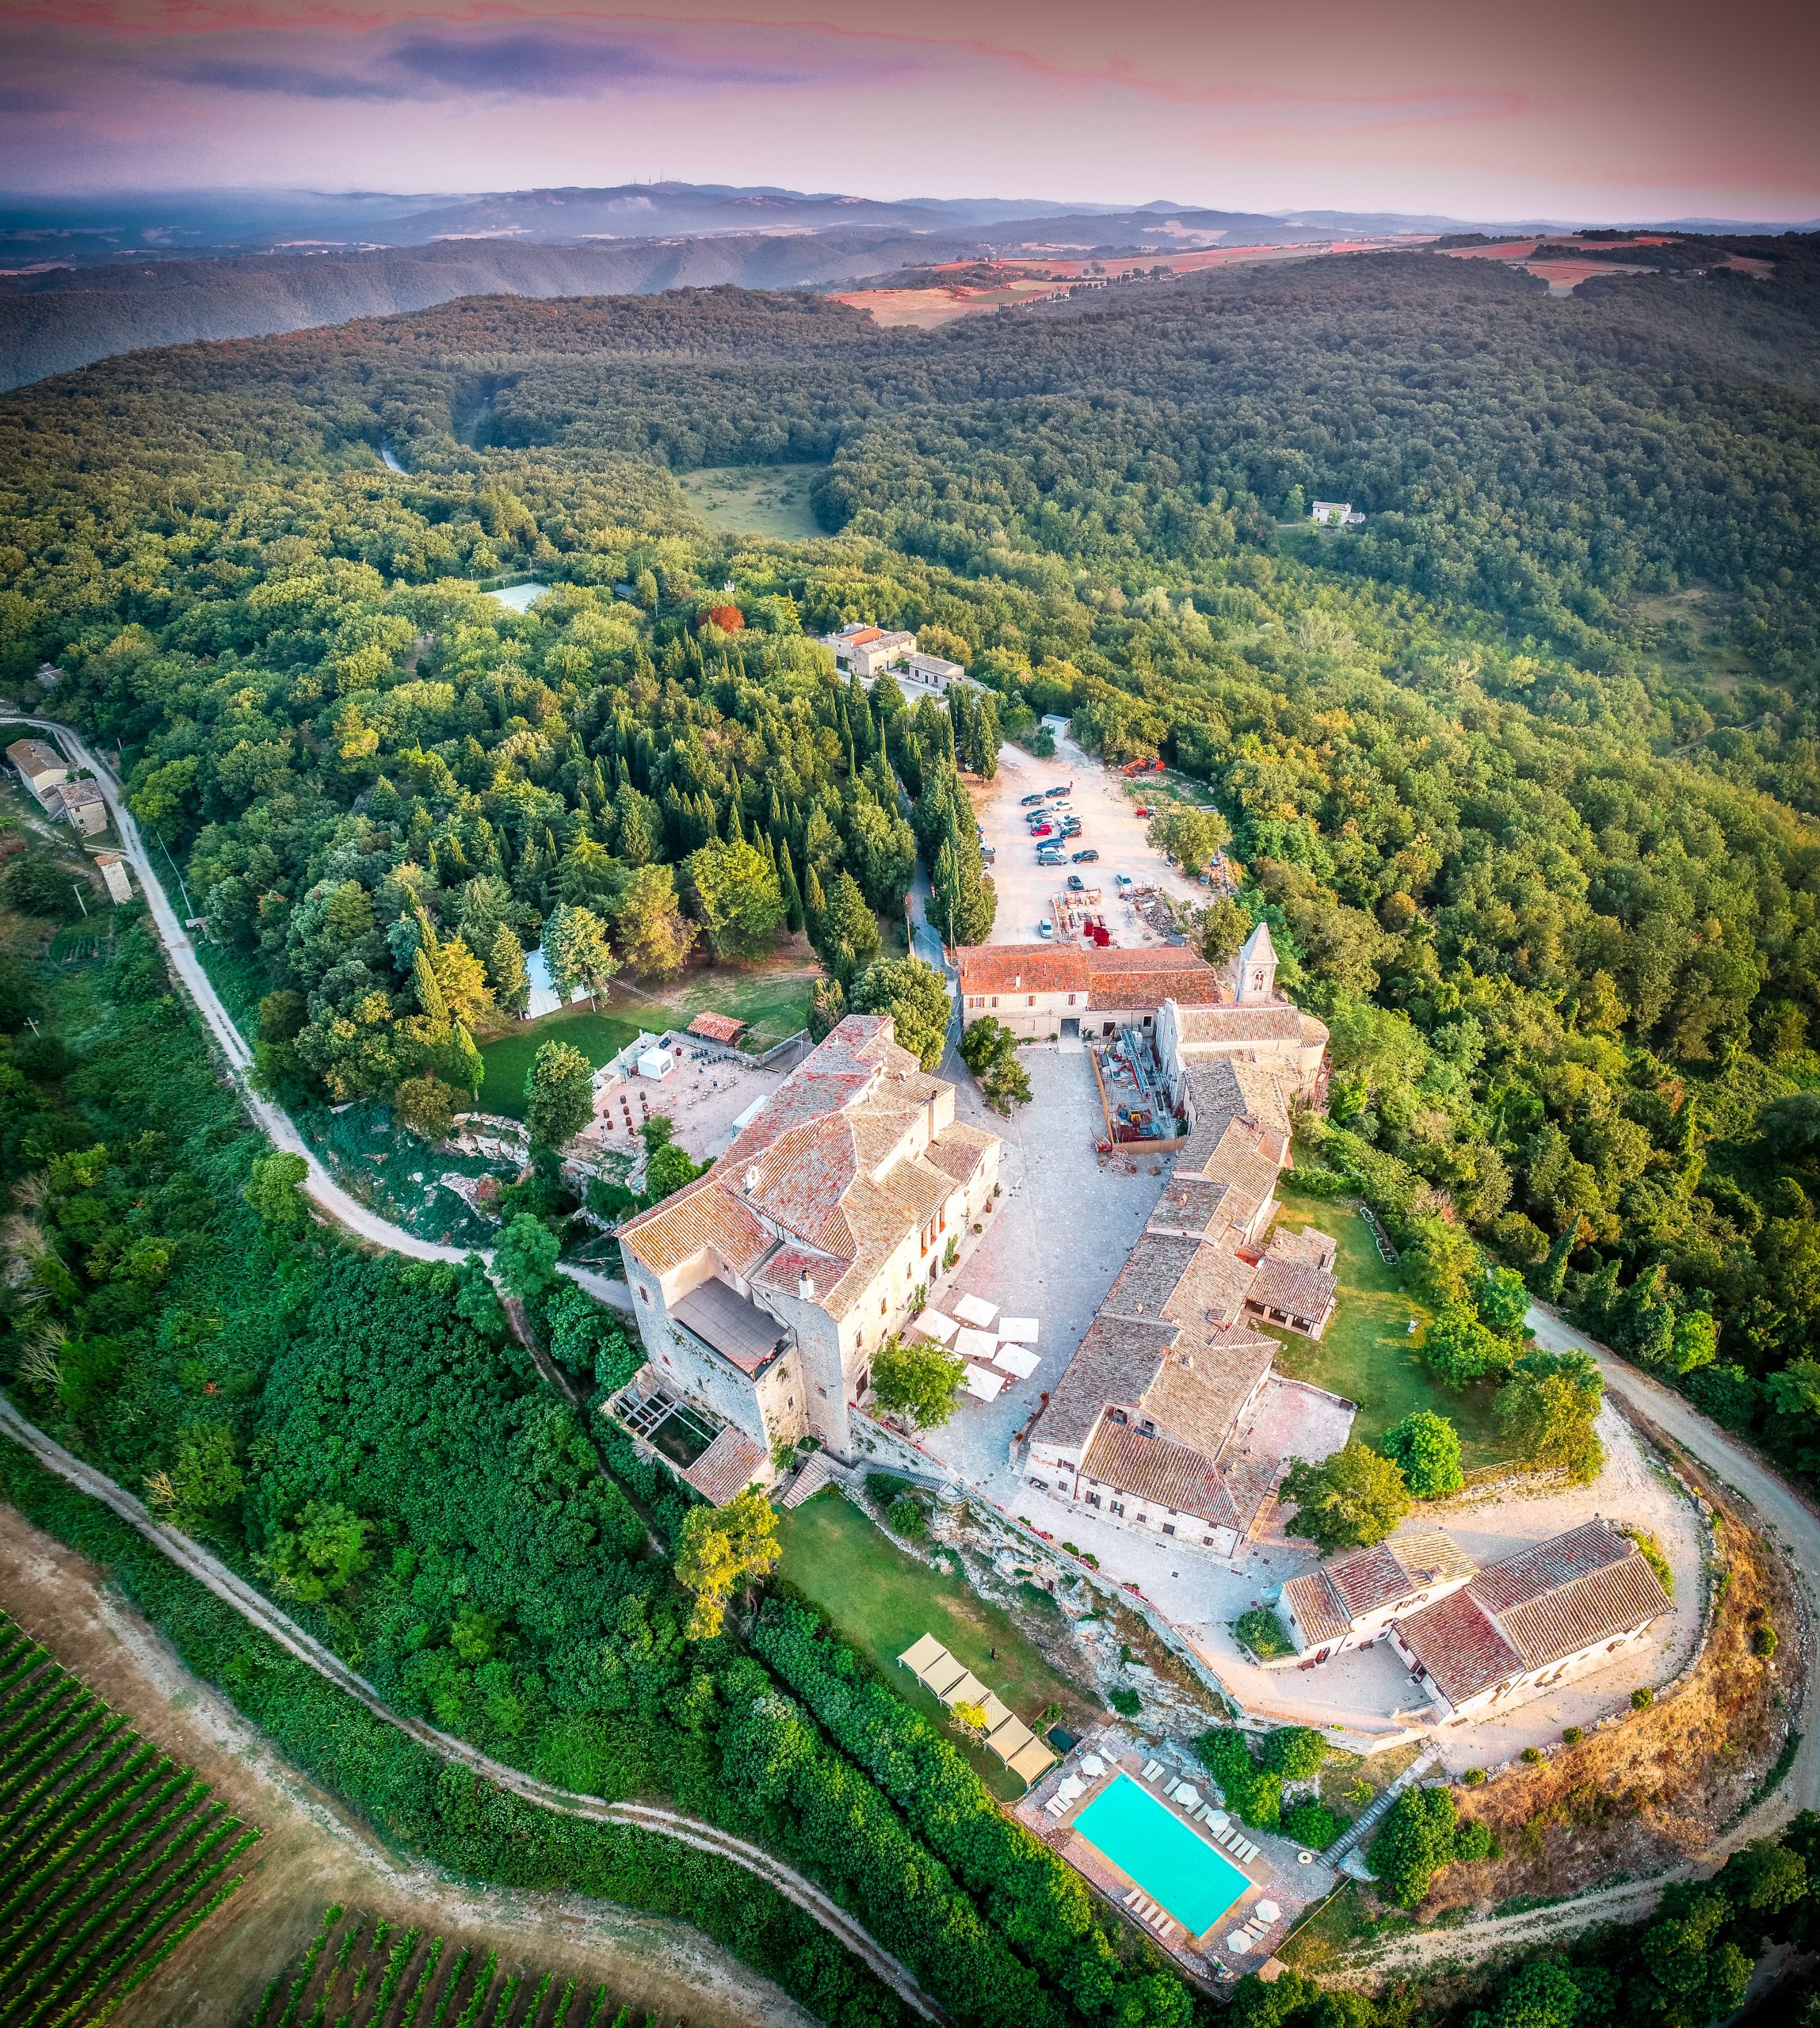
left=0, top=1608, right=259, bottom=2024
left=245, top=1904, right=660, bottom=2028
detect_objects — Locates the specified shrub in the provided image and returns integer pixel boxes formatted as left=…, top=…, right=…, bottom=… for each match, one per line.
left=1234, top=1608, right=1295, bottom=1660
left=887, top=1495, right=928, bottom=1538
left=1452, top=1817, right=1500, bottom=1862
left=1280, top=1801, right=1346, bottom=1849
left=1462, top=1767, right=1487, bottom=1786
left=1196, top=1728, right=1284, bottom=1829
left=1754, top=1625, right=1779, bottom=1658
left=1380, top=1409, right=1464, bottom=1500
left=1107, top=1686, right=1143, bottom=1718
left=1562, top=1726, right=1583, bottom=1744
left=1520, top=1746, right=1543, bottom=1764
left=1367, top=1785, right=1461, bottom=1907
left=1259, top=1726, right=1330, bottom=1781
left=1632, top=1687, right=1654, bottom=1710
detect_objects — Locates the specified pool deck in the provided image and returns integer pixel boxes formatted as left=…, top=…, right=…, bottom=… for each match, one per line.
left=1014, top=1738, right=1336, bottom=1982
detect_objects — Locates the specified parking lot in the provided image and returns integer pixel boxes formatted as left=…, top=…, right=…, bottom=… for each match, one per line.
left=978, top=734, right=1209, bottom=947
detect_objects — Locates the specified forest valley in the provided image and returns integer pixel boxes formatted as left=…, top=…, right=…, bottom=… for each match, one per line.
left=0, top=234, right=1816, bottom=2026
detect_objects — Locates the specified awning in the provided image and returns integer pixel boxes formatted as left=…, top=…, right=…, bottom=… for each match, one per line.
left=963, top=1364, right=1005, bottom=1401
left=1008, top=1737, right=1059, bottom=1784
left=899, top=1633, right=949, bottom=1677
left=983, top=1715, right=1034, bottom=1763
left=976, top=1691, right=1013, bottom=1733
left=953, top=1294, right=998, bottom=1329
left=922, top=1653, right=969, bottom=1698
left=942, top=1669, right=989, bottom=1710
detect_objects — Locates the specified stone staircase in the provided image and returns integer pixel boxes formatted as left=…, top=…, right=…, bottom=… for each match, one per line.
left=1326, top=1747, right=1440, bottom=1866
left=780, top=1453, right=842, bottom=1508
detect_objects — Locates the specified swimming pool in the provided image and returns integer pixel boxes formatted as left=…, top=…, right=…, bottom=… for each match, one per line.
left=1070, top=1774, right=1250, bottom=1936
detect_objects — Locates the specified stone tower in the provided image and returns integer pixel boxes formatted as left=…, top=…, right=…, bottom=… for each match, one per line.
left=1235, top=921, right=1278, bottom=1004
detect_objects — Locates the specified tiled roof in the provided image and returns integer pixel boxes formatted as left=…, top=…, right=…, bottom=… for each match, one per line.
left=926, top=1122, right=994, bottom=1184
left=55, top=780, right=105, bottom=806
left=1147, top=1175, right=1244, bottom=1241
left=1139, top=1326, right=1276, bottom=1456
left=619, top=1175, right=774, bottom=1276
left=1195, top=1119, right=1288, bottom=1211
left=1282, top=1568, right=1352, bottom=1648
left=687, top=1012, right=747, bottom=1045
left=956, top=943, right=1219, bottom=1000
left=681, top=1425, right=769, bottom=1505
left=1247, top=1254, right=1339, bottom=1326
left=1080, top=1420, right=1244, bottom=1528
left=6, top=738, right=63, bottom=777
left=1395, top=1588, right=1523, bottom=1703
left=1266, top=1224, right=1338, bottom=1272
left=1176, top=1004, right=1325, bottom=1046
left=1086, top=969, right=1228, bottom=1012
left=1034, top=1313, right=1179, bottom=1449
left=1100, top=1233, right=1204, bottom=1320
left=1160, top=1243, right=1261, bottom=1330
left=1326, top=1530, right=1477, bottom=1620
left=1399, top=1523, right=1669, bottom=1704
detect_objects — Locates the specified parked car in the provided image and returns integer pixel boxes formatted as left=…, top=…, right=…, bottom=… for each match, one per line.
left=1044, top=785, right=1070, bottom=799
left=1038, top=918, right=1054, bottom=938
left=1037, top=850, right=1066, bottom=867
left=1021, top=791, right=1047, bottom=806
left=1073, top=848, right=1100, bottom=863
left=1066, top=874, right=1085, bottom=892
left=1116, top=871, right=1133, bottom=890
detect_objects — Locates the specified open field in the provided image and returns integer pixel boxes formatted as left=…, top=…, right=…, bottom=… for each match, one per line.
left=1263, top=1199, right=1505, bottom=1466
left=478, top=1008, right=646, bottom=1118
left=678, top=464, right=826, bottom=541
left=776, top=1489, right=1104, bottom=1797
left=0, top=1607, right=259, bottom=2025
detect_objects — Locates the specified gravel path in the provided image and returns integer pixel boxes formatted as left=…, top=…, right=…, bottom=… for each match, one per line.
left=0, top=1396, right=945, bottom=2025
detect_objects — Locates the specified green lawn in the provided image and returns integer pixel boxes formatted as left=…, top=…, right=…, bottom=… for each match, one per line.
left=776, top=1489, right=1105, bottom=1797
left=1263, top=1199, right=1507, bottom=1467
left=664, top=967, right=816, bottom=1044
left=678, top=463, right=829, bottom=542
left=477, top=1006, right=646, bottom=1118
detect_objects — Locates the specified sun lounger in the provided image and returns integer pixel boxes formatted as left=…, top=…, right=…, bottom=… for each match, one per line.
left=1162, top=1778, right=1181, bottom=1798
left=1044, top=1797, right=1066, bottom=1818
left=1124, top=1889, right=1142, bottom=1908
left=1141, top=1760, right=1162, bottom=1781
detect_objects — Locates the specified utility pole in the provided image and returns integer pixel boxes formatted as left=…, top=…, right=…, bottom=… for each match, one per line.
left=71, top=884, right=88, bottom=918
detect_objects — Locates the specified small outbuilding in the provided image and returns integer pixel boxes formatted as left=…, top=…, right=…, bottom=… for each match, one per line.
left=687, top=1011, right=749, bottom=1048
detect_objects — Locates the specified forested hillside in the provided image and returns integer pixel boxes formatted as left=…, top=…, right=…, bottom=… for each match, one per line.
left=2, top=243, right=1820, bottom=1574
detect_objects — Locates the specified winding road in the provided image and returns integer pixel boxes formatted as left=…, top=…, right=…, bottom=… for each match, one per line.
left=0, top=715, right=940, bottom=2022
left=10, top=712, right=1820, bottom=1992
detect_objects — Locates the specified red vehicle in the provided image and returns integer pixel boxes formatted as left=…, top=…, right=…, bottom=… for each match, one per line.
left=1122, top=757, right=1162, bottom=776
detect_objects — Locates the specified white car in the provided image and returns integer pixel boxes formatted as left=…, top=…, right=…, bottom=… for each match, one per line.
left=1038, top=918, right=1055, bottom=939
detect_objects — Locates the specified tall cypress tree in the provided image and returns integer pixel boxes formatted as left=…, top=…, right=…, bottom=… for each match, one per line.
left=778, top=839, right=805, bottom=936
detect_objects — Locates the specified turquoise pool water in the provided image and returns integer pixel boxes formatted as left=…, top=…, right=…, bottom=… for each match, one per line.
left=1071, top=1774, right=1250, bottom=1935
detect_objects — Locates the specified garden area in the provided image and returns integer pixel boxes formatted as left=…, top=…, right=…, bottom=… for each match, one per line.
left=477, top=1005, right=645, bottom=1118
left=1263, top=1199, right=1506, bottom=1468
left=775, top=1488, right=1104, bottom=1797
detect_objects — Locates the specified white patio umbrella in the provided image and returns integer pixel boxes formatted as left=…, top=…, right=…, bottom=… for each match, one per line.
left=1226, top=1933, right=1253, bottom=1955
left=952, top=1293, right=998, bottom=1329
left=1255, top=1900, right=1282, bottom=1923
left=1080, top=1753, right=1107, bottom=1778
left=1173, top=1785, right=1200, bottom=1810
left=998, top=1315, right=1040, bottom=1344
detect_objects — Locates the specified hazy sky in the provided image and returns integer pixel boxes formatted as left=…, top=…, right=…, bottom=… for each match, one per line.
left=3, top=0, right=1816, bottom=221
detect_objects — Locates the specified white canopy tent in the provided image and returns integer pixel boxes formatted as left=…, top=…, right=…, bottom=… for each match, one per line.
left=952, top=1294, right=998, bottom=1329
left=963, top=1364, right=1006, bottom=1401
left=997, top=1316, right=1040, bottom=1344
left=953, top=1326, right=999, bottom=1363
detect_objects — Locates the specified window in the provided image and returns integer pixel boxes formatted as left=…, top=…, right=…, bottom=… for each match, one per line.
left=1202, top=1536, right=1215, bottom=1547
left=1028, top=994, right=1035, bottom=1007
left=1067, top=993, right=1076, bottom=1005
left=990, top=995, right=998, bottom=1008
left=1110, top=1500, right=1125, bottom=1516
left=1029, top=1477, right=1048, bottom=1491
left=638, top=1286, right=651, bottom=1304
left=1086, top=1492, right=1101, bottom=1508
left=1162, top=1523, right=1177, bottom=1537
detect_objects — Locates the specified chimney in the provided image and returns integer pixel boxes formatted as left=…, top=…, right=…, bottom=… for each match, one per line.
left=798, top=1272, right=816, bottom=1301
left=744, top=1166, right=760, bottom=1194
left=1013, top=974, right=1021, bottom=989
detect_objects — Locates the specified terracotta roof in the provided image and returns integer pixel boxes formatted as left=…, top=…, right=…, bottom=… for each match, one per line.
left=1100, top=1233, right=1204, bottom=1321
left=1147, top=1175, right=1246, bottom=1241
left=1086, top=969, right=1228, bottom=1012
left=1139, top=1326, right=1276, bottom=1455
left=687, top=1011, right=747, bottom=1045
left=1395, top=1588, right=1523, bottom=1703
left=1176, top=1004, right=1323, bottom=1046
left=619, top=1175, right=774, bottom=1277
left=1398, top=1523, right=1670, bottom=1705
left=1195, top=1119, right=1288, bottom=1211
left=1080, top=1420, right=1246, bottom=1528
left=956, top=943, right=1219, bottom=1001
left=1266, top=1225, right=1338, bottom=1272
left=1326, top=1530, right=1477, bottom=1620
left=55, top=780, right=105, bottom=807
left=1034, top=1313, right=1179, bottom=1450
left=1282, top=1568, right=1352, bottom=1648
left=6, top=738, right=64, bottom=777
left=681, top=1425, right=769, bottom=1505
left=1247, top=1254, right=1338, bottom=1327
left=926, top=1122, right=994, bottom=1184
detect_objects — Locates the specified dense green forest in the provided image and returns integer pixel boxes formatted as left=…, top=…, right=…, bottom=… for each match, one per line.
left=0, top=238, right=1818, bottom=2020
left=2, top=241, right=1818, bottom=1470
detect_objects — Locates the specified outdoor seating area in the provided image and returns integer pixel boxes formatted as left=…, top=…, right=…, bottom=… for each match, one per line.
left=898, top=1633, right=1059, bottom=1784
left=914, top=1294, right=1043, bottom=1406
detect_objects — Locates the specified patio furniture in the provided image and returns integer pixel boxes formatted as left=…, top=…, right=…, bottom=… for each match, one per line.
left=954, top=1326, right=999, bottom=1363
left=1226, top=1933, right=1253, bottom=1955
left=1255, top=1900, right=1282, bottom=1923
left=963, top=1364, right=1005, bottom=1401
left=994, top=1344, right=1041, bottom=1379
left=1080, top=1752, right=1106, bottom=1778
left=916, top=1307, right=960, bottom=1344
left=1141, top=1760, right=1163, bottom=1782
left=1174, top=1785, right=1200, bottom=1811
left=953, top=1294, right=999, bottom=1329
left=1045, top=1797, right=1066, bottom=1818
left=998, top=1315, right=1040, bottom=1344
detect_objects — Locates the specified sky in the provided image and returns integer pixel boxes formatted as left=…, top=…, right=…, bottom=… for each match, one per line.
left=2, top=0, right=1817, bottom=223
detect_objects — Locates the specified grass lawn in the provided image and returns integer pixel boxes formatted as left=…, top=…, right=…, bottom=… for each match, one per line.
left=1263, top=1198, right=1506, bottom=1467
left=477, top=1005, right=646, bottom=1118
left=776, top=1489, right=1105, bottom=1797
left=666, top=967, right=816, bottom=1044
left=678, top=463, right=829, bottom=542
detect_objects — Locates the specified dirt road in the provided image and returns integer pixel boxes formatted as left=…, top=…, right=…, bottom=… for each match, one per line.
left=0, top=1503, right=822, bottom=2028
